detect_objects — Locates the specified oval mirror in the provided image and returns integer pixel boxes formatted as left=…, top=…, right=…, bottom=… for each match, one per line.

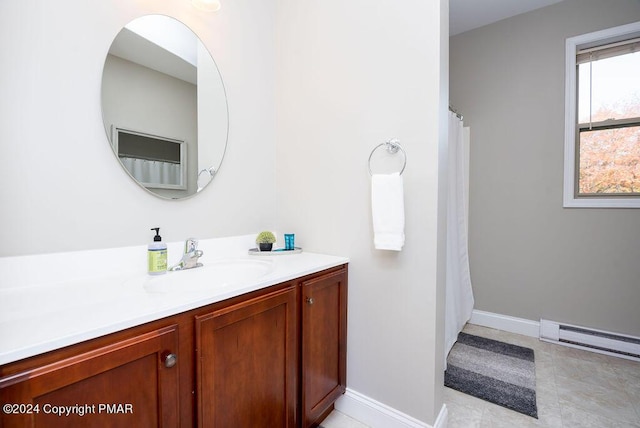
left=101, top=15, right=228, bottom=199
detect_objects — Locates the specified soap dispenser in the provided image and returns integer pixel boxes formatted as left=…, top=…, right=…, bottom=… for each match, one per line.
left=148, top=227, right=167, bottom=275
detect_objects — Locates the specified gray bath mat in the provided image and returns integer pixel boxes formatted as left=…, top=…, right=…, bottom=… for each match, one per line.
left=445, top=332, right=538, bottom=418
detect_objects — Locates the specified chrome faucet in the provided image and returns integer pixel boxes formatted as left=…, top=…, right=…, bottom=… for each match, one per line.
left=169, top=238, right=203, bottom=271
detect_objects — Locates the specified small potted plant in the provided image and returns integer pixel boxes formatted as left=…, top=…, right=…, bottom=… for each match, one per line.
left=256, top=231, right=276, bottom=252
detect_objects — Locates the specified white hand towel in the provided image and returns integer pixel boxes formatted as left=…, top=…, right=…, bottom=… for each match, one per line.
left=371, top=172, right=405, bottom=251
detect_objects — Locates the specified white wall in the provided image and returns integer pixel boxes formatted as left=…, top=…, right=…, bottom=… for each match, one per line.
left=0, top=0, right=447, bottom=425
left=275, top=0, right=447, bottom=424
left=450, top=0, right=640, bottom=336
left=0, top=0, right=276, bottom=256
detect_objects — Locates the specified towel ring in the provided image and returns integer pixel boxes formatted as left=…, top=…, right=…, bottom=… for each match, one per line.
left=368, top=138, right=406, bottom=176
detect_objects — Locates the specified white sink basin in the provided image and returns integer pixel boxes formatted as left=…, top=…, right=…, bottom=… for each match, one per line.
left=125, top=258, right=275, bottom=294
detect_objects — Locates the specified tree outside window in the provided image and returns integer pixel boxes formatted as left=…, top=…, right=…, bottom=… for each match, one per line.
left=577, top=50, right=640, bottom=195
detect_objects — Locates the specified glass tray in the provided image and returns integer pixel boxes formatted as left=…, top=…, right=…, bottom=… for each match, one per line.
left=248, top=247, right=303, bottom=256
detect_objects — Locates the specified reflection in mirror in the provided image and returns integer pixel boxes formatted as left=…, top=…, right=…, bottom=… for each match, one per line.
left=101, top=15, right=228, bottom=199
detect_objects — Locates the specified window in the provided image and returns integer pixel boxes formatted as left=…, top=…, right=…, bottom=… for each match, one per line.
left=112, top=126, right=187, bottom=190
left=564, top=22, right=640, bottom=208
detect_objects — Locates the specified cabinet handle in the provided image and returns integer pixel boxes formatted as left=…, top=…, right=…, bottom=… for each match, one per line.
left=306, top=297, right=314, bottom=305
left=164, top=353, right=177, bottom=368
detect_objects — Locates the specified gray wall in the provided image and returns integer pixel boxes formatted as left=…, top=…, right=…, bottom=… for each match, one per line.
left=450, top=0, right=640, bottom=336
left=102, top=54, right=198, bottom=197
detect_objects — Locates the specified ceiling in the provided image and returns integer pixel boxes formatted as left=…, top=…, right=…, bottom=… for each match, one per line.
left=450, top=0, right=564, bottom=36
left=109, top=27, right=197, bottom=85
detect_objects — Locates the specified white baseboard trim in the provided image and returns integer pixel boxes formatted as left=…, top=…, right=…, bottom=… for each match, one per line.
left=433, top=404, right=448, bottom=428
left=469, top=309, right=540, bottom=338
left=335, top=388, right=448, bottom=428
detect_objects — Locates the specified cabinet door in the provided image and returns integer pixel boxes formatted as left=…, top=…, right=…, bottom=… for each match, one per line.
left=195, top=286, right=298, bottom=428
left=0, top=325, right=180, bottom=428
left=301, top=268, right=347, bottom=427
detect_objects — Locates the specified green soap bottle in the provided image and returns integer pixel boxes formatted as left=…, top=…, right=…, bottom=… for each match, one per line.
left=148, top=228, right=167, bottom=275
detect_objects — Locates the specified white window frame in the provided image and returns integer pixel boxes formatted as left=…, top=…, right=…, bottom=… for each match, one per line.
left=563, top=21, right=640, bottom=208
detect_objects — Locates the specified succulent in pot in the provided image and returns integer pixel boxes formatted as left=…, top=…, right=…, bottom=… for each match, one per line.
left=256, top=231, right=276, bottom=252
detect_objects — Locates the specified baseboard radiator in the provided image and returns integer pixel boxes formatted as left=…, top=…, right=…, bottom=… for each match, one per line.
left=540, top=319, right=640, bottom=361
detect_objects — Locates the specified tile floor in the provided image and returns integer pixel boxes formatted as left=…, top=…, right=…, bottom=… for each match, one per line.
left=321, top=324, right=640, bottom=428
left=321, top=410, right=370, bottom=428
left=446, top=324, right=640, bottom=427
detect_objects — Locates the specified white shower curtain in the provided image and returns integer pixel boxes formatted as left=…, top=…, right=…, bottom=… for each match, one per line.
left=444, top=111, right=475, bottom=364
left=120, top=157, right=181, bottom=186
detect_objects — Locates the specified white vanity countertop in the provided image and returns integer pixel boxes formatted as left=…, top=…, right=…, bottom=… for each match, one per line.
left=0, top=235, right=348, bottom=366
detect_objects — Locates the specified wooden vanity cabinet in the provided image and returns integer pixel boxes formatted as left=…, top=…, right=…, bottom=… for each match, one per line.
left=0, top=264, right=348, bottom=428
left=301, top=267, right=348, bottom=427
left=192, top=265, right=348, bottom=428
left=195, top=285, right=298, bottom=427
left=0, top=324, right=182, bottom=428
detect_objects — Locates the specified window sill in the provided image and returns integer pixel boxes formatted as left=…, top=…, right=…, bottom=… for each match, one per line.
left=563, top=195, right=640, bottom=208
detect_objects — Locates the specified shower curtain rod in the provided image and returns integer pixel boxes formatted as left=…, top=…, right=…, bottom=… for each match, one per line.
left=449, top=105, right=463, bottom=120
